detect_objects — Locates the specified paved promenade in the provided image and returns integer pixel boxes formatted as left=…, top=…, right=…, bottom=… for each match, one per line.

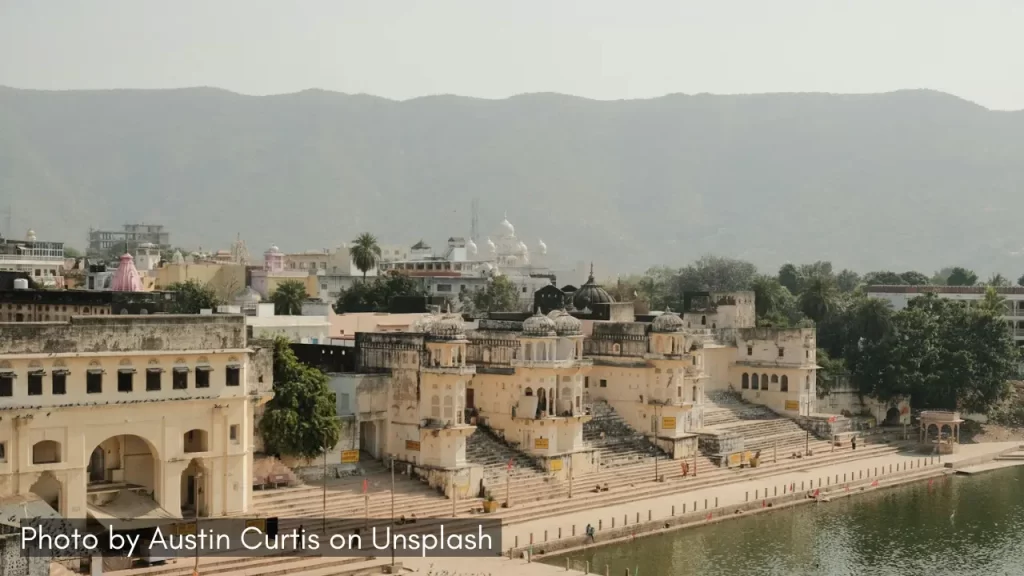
left=406, top=442, right=1017, bottom=575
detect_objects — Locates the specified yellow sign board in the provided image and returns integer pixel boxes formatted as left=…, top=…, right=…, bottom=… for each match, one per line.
left=245, top=518, right=266, bottom=531
left=177, top=522, right=197, bottom=536
left=534, top=438, right=549, bottom=449
left=341, top=450, right=360, bottom=464
left=728, top=453, right=742, bottom=467
left=785, top=400, right=800, bottom=411
left=549, top=459, right=563, bottom=472
left=662, top=417, right=676, bottom=430
left=405, top=440, right=421, bottom=451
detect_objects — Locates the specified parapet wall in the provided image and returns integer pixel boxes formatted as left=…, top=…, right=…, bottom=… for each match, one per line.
left=0, top=315, right=247, bottom=354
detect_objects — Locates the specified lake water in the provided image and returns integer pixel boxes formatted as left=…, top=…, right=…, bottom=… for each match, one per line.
left=545, top=465, right=1024, bottom=576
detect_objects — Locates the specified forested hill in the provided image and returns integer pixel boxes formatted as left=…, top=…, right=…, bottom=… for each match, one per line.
left=2, top=86, right=1023, bottom=275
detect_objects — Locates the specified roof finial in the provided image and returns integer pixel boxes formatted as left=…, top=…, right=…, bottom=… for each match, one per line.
left=588, top=262, right=595, bottom=282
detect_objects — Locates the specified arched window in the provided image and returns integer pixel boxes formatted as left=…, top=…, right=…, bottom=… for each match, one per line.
left=780, top=375, right=789, bottom=392
left=771, top=375, right=779, bottom=383
left=762, top=374, right=769, bottom=390
left=741, top=373, right=749, bottom=389
left=524, top=387, right=533, bottom=396
left=751, top=373, right=759, bottom=390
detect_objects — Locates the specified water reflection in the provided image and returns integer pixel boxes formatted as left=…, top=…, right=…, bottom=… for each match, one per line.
left=546, top=466, right=1024, bottom=575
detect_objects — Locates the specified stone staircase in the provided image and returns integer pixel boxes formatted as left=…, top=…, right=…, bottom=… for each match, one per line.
left=583, top=400, right=667, bottom=468
left=700, top=390, right=815, bottom=456
left=466, top=426, right=547, bottom=489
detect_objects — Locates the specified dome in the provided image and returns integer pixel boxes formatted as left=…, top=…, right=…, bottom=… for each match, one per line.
left=516, top=241, right=529, bottom=255
left=408, top=313, right=437, bottom=333
left=537, top=238, right=547, bottom=255
left=554, top=312, right=582, bottom=336
left=26, top=229, right=36, bottom=242
left=572, top=264, right=613, bottom=311
left=652, top=311, right=685, bottom=333
left=427, top=313, right=466, bottom=340
left=467, top=238, right=478, bottom=255
left=500, top=217, right=515, bottom=237
left=171, top=250, right=184, bottom=265
left=110, top=252, right=143, bottom=292
left=547, top=309, right=565, bottom=319
left=522, top=309, right=556, bottom=337
left=267, top=245, right=280, bottom=254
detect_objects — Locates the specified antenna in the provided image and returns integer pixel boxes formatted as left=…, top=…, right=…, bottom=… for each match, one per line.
left=470, top=198, right=479, bottom=243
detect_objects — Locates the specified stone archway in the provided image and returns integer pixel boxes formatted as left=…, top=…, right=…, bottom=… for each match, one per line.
left=180, top=458, right=209, bottom=518
left=30, top=472, right=62, bottom=514
left=885, top=407, right=900, bottom=426
left=87, top=434, right=160, bottom=496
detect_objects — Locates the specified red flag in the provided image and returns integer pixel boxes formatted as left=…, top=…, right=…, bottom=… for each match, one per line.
left=362, top=478, right=368, bottom=494
left=507, top=458, right=514, bottom=471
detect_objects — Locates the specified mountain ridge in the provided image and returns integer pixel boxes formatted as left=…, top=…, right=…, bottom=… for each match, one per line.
left=1, top=87, right=1022, bottom=277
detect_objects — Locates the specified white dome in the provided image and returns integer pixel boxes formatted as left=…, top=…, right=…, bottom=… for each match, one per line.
left=522, top=310, right=556, bottom=337
left=500, top=217, right=515, bottom=236
left=267, top=245, right=280, bottom=253
left=410, top=314, right=438, bottom=333
left=26, top=229, right=36, bottom=242
left=652, top=311, right=685, bottom=333
left=171, top=250, right=184, bottom=265
left=467, top=238, right=478, bottom=255
left=537, top=239, right=547, bottom=255
left=554, top=312, right=582, bottom=336
left=428, top=313, right=466, bottom=340
left=486, top=237, right=496, bottom=254
left=516, top=241, right=529, bottom=255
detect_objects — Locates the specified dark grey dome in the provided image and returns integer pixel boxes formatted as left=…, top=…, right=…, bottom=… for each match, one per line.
left=572, top=265, right=613, bottom=311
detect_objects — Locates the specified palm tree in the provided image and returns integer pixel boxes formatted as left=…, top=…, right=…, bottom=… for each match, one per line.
left=798, top=276, right=839, bottom=324
left=349, top=233, right=382, bottom=280
left=987, top=273, right=1010, bottom=287
left=270, top=280, right=308, bottom=315
left=978, top=286, right=1008, bottom=315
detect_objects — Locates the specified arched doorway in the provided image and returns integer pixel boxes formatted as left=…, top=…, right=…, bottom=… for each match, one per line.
left=884, top=407, right=900, bottom=426
left=536, top=387, right=547, bottom=417
left=180, top=458, right=209, bottom=517
left=30, top=472, right=62, bottom=514
left=87, top=435, right=159, bottom=495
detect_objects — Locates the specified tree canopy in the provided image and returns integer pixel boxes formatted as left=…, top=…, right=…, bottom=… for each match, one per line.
left=165, top=279, right=223, bottom=313
left=467, top=275, right=521, bottom=313
left=334, top=272, right=427, bottom=312
left=258, top=337, right=341, bottom=460
left=945, top=267, right=979, bottom=286
left=271, top=279, right=308, bottom=315
left=349, top=233, right=382, bottom=279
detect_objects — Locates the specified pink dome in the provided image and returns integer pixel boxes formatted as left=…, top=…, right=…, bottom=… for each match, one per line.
left=111, top=252, right=144, bottom=292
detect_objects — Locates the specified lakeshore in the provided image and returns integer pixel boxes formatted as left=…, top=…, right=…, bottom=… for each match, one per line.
left=398, top=441, right=1022, bottom=575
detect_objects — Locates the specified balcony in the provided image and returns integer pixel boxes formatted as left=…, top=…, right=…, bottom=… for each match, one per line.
left=421, top=363, right=476, bottom=376
left=510, top=358, right=593, bottom=370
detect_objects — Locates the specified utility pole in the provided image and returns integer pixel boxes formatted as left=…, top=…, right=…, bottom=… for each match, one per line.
left=568, top=456, right=573, bottom=498
left=193, top=472, right=202, bottom=573
left=322, top=432, right=328, bottom=534
left=451, top=470, right=457, bottom=517
left=805, top=430, right=810, bottom=456
left=654, top=405, right=660, bottom=482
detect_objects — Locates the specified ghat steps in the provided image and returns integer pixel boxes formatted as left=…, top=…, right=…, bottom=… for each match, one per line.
left=700, top=390, right=814, bottom=455
left=583, top=400, right=668, bottom=468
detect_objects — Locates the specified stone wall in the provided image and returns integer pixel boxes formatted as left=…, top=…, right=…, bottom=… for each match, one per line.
left=584, top=323, right=648, bottom=357
left=0, top=315, right=246, bottom=354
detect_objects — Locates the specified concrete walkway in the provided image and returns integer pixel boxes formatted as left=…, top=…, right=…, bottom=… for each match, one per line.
left=407, top=442, right=1017, bottom=575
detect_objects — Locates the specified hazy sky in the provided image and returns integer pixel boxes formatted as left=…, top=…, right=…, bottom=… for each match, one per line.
left=2, top=0, right=1022, bottom=110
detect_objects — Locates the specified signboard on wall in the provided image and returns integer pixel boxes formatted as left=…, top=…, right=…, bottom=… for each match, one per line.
left=784, top=400, right=800, bottom=411
left=661, top=417, right=676, bottom=430
left=534, top=438, right=549, bottom=449
left=549, top=459, right=563, bottom=471
left=405, top=440, right=421, bottom=451
left=341, top=450, right=360, bottom=464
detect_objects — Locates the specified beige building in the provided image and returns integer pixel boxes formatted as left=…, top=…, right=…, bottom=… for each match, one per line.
left=0, top=315, right=272, bottom=523
left=153, top=261, right=247, bottom=300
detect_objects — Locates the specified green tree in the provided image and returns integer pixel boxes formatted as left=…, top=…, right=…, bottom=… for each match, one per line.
left=836, top=269, right=861, bottom=293
left=862, top=271, right=906, bottom=286
left=987, top=273, right=1010, bottom=287
left=778, top=263, right=802, bottom=294
left=798, top=276, right=839, bottom=323
left=1018, top=273, right=1024, bottom=287
left=798, top=261, right=834, bottom=283
left=270, top=279, right=308, bottom=315
left=899, top=271, right=930, bottom=285
left=673, top=255, right=758, bottom=293
left=472, top=275, right=521, bottom=313
left=946, top=267, right=978, bottom=286
left=931, top=267, right=955, bottom=285
left=64, top=246, right=84, bottom=259
left=258, top=338, right=341, bottom=460
left=815, top=349, right=846, bottom=398
left=349, top=233, right=382, bottom=280
left=978, top=286, right=1007, bottom=315
left=165, top=279, right=222, bottom=313
left=334, top=271, right=427, bottom=313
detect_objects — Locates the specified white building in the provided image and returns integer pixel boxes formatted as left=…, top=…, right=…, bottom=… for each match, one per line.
left=865, top=285, right=1024, bottom=352
left=0, top=230, right=66, bottom=287
left=231, top=303, right=331, bottom=344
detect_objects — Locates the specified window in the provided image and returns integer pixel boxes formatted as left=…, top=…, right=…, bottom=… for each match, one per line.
left=173, top=369, right=188, bottom=390
left=226, top=366, right=241, bottom=387
left=196, top=368, right=211, bottom=388
left=52, top=372, right=67, bottom=395
left=781, top=375, right=789, bottom=392
left=230, top=425, right=239, bottom=443
left=0, top=442, right=5, bottom=462
left=28, top=373, right=43, bottom=396
left=600, top=379, right=607, bottom=388
left=778, top=348, right=785, bottom=358
left=87, top=371, right=103, bottom=394
left=340, top=393, right=350, bottom=412
left=584, top=377, right=589, bottom=388
left=117, top=370, right=134, bottom=392
left=741, top=373, right=749, bottom=389
left=436, top=284, right=452, bottom=292
left=0, top=374, right=13, bottom=397
left=751, top=373, right=759, bottom=390
left=146, top=369, right=162, bottom=391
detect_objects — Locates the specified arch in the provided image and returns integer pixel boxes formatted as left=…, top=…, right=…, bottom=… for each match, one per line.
left=32, top=440, right=61, bottom=464
left=87, top=434, right=160, bottom=498
left=761, top=374, right=769, bottom=390
left=537, top=387, right=548, bottom=416
left=926, top=424, right=940, bottom=442
left=771, top=375, right=779, bottom=383
left=180, top=458, right=209, bottom=517
left=751, top=373, right=759, bottom=390
left=884, top=407, right=900, bottom=426
left=183, top=429, right=209, bottom=453
left=780, top=375, right=789, bottom=392
left=741, top=373, right=749, bottom=389
left=30, top=471, right=62, bottom=514
left=524, top=387, right=533, bottom=396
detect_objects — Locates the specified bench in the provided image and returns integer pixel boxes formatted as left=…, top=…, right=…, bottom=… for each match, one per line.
left=269, top=473, right=291, bottom=488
